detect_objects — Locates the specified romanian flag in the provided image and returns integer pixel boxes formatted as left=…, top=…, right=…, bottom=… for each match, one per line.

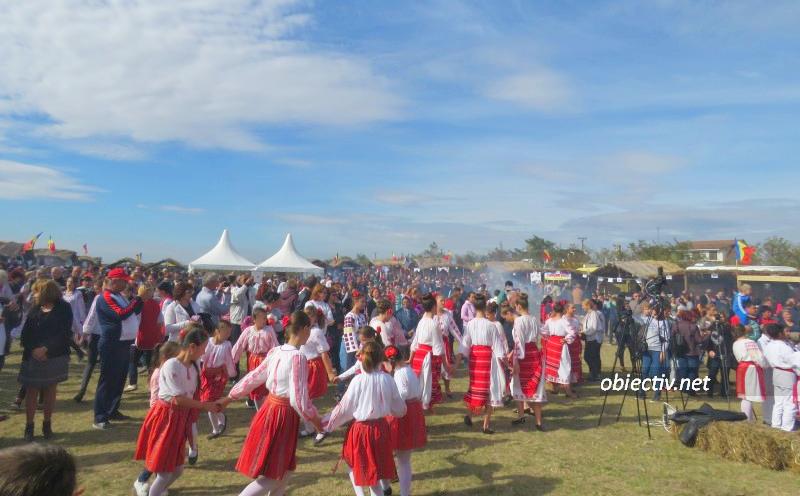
left=48, top=236, right=56, bottom=253
left=22, top=232, right=43, bottom=252
left=543, top=250, right=553, bottom=263
left=733, top=239, right=756, bottom=265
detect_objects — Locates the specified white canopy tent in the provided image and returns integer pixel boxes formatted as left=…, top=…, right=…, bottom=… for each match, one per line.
left=188, top=229, right=256, bottom=272
left=255, top=233, right=324, bottom=274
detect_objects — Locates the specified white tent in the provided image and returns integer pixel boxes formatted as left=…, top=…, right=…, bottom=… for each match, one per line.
left=188, top=229, right=255, bottom=272
left=255, top=233, right=324, bottom=274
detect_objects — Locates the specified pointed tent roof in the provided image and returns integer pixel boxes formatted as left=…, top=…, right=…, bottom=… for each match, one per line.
left=188, top=229, right=255, bottom=272
left=256, top=233, right=324, bottom=274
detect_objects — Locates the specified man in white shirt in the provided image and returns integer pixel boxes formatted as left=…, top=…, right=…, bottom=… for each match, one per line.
left=581, top=299, right=605, bottom=382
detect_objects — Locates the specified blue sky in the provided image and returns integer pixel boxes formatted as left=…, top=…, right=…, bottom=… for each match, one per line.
left=1, top=0, right=799, bottom=263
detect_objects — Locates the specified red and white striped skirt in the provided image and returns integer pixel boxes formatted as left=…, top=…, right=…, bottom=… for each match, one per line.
left=134, top=400, right=194, bottom=473
left=514, top=342, right=543, bottom=401
left=307, top=356, right=328, bottom=400
left=247, top=353, right=268, bottom=401
left=342, top=418, right=397, bottom=486
left=388, top=399, right=427, bottom=451
left=237, top=395, right=299, bottom=480
left=200, top=365, right=228, bottom=402
left=463, top=345, right=493, bottom=414
left=543, top=336, right=569, bottom=384
left=411, top=344, right=443, bottom=409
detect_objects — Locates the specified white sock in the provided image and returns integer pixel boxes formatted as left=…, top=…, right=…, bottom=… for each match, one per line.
left=149, top=466, right=183, bottom=496
left=189, top=423, right=198, bottom=454
left=741, top=400, right=754, bottom=422
left=396, top=450, right=412, bottom=496
left=348, top=469, right=366, bottom=496
left=238, top=475, right=288, bottom=496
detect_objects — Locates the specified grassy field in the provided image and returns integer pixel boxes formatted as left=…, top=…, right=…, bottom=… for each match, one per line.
left=1, top=345, right=797, bottom=496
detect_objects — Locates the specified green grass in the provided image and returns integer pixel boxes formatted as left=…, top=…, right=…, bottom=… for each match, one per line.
left=1, top=345, right=797, bottom=496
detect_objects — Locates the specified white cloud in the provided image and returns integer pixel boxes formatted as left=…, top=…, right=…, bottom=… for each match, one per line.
left=0, top=1, right=403, bottom=152
left=485, top=69, right=573, bottom=111
left=68, top=142, right=147, bottom=161
left=0, top=160, right=100, bottom=201
left=137, top=204, right=205, bottom=214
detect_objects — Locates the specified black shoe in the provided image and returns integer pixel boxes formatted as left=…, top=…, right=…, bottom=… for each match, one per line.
left=109, top=411, right=131, bottom=421
left=73, top=392, right=84, bottom=403
left=463, top=415, right=473, bottom=427
left=42, top=420, right=53, bottom=439
left=313, top=432, right=329, bottom=446
left=511, top=417, right=526, bottom=426
left=384, top=486, right=393, bottom=495
left=245, top=399, right=256, bottom=409
left=535, top=423, right=545, bottom=432
left=188, top=452, right=198, bottom=466
left=24, top=423, right=34, bottom=442
left=482, top=428, right=495, bottom=435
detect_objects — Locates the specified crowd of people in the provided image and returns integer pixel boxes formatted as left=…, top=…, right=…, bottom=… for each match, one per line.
left=0, top=262, right=799, bottom=496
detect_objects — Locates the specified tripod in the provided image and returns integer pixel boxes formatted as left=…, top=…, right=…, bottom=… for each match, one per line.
left=707, top=321, right=733, bottom=410
left=597, top=311, right=653, bottom=439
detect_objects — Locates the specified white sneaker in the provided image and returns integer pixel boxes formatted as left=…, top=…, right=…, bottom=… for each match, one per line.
left=133, top=480, right=149, bottom=496
left=125, top=384, right=138, bottom=392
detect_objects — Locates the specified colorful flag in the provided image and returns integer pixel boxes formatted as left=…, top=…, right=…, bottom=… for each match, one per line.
left=82, top=243, right=88, bottom=255
left=22, top=232, right=43, bottom=252
left=543, top=250, right=552, bottom=263
left=733, top=239, right=756, bottom=266
left=48, top=236, right=56, bottom=253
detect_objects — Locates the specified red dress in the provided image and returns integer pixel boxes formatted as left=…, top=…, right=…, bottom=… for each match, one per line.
left=200, top=366, right=228, bottom=402
left=136, top=299, right=164, bottom=350
left=237, top=395, right=299, bottom=479
left=342, top=419, right=397, bottom=485
left=135, top=400, right=194, bottom=472
left=388, top=399, right=427, bottom=451
left=410, top=343, right=443, bottom=409
left=307, top=356, right=328, bottom=399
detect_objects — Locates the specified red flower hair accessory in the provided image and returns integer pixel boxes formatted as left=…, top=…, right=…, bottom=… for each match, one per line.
left=384, top=345, right=399, bottom=360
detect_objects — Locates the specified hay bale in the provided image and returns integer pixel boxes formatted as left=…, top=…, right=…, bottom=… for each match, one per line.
left=674, top=420, right=800, bottom=472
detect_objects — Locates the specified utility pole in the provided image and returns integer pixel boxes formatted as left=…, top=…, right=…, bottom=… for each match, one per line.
left=577, top=237, right=587, bottom=252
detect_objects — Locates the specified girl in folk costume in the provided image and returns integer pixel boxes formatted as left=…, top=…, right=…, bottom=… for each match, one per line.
left=762, top=324, right=800, bottom=431
left=541, top=302, right=579, bottom=398
left=133, top=341, right=180, bottom=496
left=370, top=298, right=408, bottom=349
left=218, top=311, right=323, bottom=496
left=731, top=324, right=768, bottom=422
left=338, top=292, right=368, bottom=399
left=380, top=345, right=426, bottom=496
left=231, top=307, right=279, bottom=409
left=435, top=294, right=463, bottom=399
left=134, top=327, right=222, bottom=496
left=461, top=293, right=507, bottom=434
left=336, top=326, right=383, bottom=382
left=410, top=293, right=452, bottom=413
left=300, top=306, right=336, bottom=438
left=510, top=293, right=546, bottom=430
left=564, top=303, right=583, bottom=385
left=326, top=342, right=407, bottom=496
left=201, top=319, right=236, bottom=439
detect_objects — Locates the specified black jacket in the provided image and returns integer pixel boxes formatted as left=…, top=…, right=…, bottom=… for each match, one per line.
left=20, top=299, right=73, bottom=361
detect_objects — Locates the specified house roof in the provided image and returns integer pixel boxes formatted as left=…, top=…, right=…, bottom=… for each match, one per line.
left=596, top=260, right=684, bottom=279
left=687, top=240, right=736, bottom=250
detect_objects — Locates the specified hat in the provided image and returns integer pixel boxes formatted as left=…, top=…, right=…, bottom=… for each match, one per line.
left=107, top=268, right=131, bottom=281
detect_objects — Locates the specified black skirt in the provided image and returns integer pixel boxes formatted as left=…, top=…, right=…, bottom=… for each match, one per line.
left=18, top=355, right=69, bottom=388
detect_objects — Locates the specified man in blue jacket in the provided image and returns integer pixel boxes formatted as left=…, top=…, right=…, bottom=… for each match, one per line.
left=93, top=268, right=142, bottom=429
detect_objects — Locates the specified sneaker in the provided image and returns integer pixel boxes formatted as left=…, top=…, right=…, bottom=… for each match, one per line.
left=124, top=384, right=138, bottom=392
left=93, top=421, right=112, bottom=430
left=133, top=480, right=150, bottom=496
left=110, top=411, right=131, bottom=421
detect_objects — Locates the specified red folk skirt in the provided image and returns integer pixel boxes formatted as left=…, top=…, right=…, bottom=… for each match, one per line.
left=134, top=400, right=194, bottom=473
left=736, top=361, right=766, bottom=401
left=307, top=356, right=328, bottom=400
left=200, top=365, right=228, bottom=402
left=568, top=339, right=583, bottom=384
left=517, top=342, right=543, bottom=399
left=463, top=345, right=492, bottom=414
left=543, top=335, right=567, bottom=384
left=236, top=395, right=299, bottom=480
left=388, top=399, right=427, bottom=451
left=247, top=353, right=269, bottom=401
left=410, top=344, right=443, bottom=408
left=342, top=418, right=397, bottom=486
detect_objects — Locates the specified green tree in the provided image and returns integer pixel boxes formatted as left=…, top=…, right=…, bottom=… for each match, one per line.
left=524, top=235, right=557, bottom=259
left=758, top=237, right=800, bottom=267
left=421, top=242, right=443, bottom=258
left=354, top=253, right=372, bottom=266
